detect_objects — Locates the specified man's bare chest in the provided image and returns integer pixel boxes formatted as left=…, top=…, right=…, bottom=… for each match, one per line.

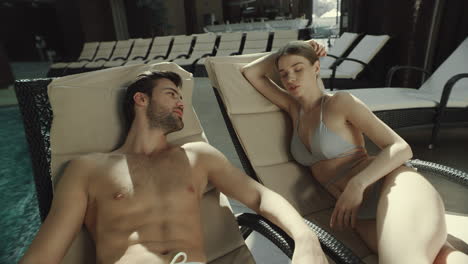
left=88, top=151, right=204, bottom=212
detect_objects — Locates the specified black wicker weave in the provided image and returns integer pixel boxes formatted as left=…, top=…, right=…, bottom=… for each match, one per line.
left=13, top=78, right=310, bottom=262
left=212, top=86, right=468, bottom=264
left=14, top=79, right=54, bottom=222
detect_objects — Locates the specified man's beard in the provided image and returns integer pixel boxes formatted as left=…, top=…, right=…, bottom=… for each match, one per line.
left=146, top=101, right=184, bottom=134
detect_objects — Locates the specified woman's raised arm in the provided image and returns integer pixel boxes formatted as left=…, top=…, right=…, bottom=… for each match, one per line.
left=241, top=53, right=296, bottom=114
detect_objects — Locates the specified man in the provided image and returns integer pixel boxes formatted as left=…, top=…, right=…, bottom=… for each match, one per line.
left=20, top=71, right=328, bottom=264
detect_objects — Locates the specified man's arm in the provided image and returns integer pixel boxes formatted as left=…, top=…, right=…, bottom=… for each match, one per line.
left=195, top=143, right=328, bottom=264
left=19, top=158, right=91, bottom=264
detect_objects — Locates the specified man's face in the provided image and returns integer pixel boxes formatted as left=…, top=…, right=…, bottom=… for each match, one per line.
left=145, top=78, right=184, bottom=134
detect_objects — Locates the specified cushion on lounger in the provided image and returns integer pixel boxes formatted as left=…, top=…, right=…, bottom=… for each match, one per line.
left=47, top=62, right=253, bottom=264
left=205, top=54, right=377, bottom=260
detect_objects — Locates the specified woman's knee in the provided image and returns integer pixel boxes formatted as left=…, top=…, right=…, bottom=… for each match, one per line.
left=379, top=254, right=431, bottom=264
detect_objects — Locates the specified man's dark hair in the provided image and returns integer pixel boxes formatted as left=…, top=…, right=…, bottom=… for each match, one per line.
left=123, top=70, right=182, bottom=129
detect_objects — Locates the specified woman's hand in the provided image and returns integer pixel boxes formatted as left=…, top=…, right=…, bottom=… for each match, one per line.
left=330, top=179, right=365, bottom=230
left=292, top=232, right=329, bottom=264
left=305, top=39, right=327, bottom=57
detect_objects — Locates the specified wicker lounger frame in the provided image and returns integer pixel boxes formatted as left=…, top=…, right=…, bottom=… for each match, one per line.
left=14, top=78, right=323, bottom=263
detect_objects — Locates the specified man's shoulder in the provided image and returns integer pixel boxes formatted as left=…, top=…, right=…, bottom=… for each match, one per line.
left=181, top=141, right=215, bottom=153
left=67, top=152, right=122, bottom=172
left=180, top=141, right=225, bottom=163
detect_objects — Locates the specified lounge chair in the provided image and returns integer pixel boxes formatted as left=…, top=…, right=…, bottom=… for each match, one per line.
left=171, top=33, right=217, bottom=74
left=214, top=32, right=244, bottom=57
left=14, top=63, right=331, bottom=264
left=241, top=31, right=270, bottom=54
left=120, top=38, right=153, bottom=66
left=47, top=42, right=99, bottom=77
left=147, top=35, right=195, bottom=64
left=191, top=32, right=244, bottom=77
left=204, top=54, right=468, bottom=263
left=134, top=36, right=173, bottom=65
left=270, top=30, right=299, bottom=51
left=84, top=39, right=134, bottom=70
left=321, top=35, right=390, bottom=90
left=63, top=41, right=117, bottom=75
left=344, top=36, right=468, bottom=148
left=320, top=32, right=360, bottom=69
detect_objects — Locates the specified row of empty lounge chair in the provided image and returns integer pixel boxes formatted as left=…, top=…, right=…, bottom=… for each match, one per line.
left=47, top=30, right=301, bottom=77
left=48, top=31, right=392, bottom=91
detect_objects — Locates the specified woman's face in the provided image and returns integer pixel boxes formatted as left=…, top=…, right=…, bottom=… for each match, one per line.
left=277, top=54, right=319, bottom=98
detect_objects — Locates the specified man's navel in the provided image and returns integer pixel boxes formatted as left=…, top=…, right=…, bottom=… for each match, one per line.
left=113, top=192, right=126, bottom=200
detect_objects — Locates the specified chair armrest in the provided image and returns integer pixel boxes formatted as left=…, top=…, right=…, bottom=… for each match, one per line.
left=171, top=54, right=190, bottom=61
left=77, top=58, right=92, bottom=63
left=408, top=159, right=468, bottom=187
left=191, top=53, right=214, bottom=67
left=385, top=65, right=432, bottom=87
left=237, top=213, right=363, bottom=264
left=151, top=55, right=166, bottom=60
left=131, top=56, right=146, bottom=60
left=429, top=73, right=468, bottom=148
left=95, top=58, right=110, bottom=62
left=328, top=57, right=368, bottom=91
left=200, top=52, right=214, bottom=59
left=112, top=56, right=127, bottom=61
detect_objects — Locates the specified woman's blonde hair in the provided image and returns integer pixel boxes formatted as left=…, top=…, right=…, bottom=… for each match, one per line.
left=274, top=41, right=319, bottom=68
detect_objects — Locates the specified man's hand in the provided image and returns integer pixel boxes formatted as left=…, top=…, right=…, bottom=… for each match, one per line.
left=292, top=232, right=329, bottom=264
left=305, top=39, right=327, bottom=57
left=330, top=178, right=365, bottom=230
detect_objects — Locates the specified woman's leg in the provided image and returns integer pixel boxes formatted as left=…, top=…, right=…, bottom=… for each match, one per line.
left=433, top=241, right=468, bottom=264
left=376, top=166, right=447, bottom=264
left=354, top=219, right=378, bottom=253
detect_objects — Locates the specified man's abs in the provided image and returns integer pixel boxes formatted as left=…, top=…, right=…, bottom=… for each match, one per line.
left=83, top=150, right=207, bottom=263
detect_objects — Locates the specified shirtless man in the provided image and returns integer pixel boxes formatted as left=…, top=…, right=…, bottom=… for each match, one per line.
left=19, top=71, right=328, bottom=264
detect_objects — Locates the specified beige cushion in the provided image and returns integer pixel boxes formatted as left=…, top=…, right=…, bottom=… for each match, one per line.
left=48, top=62, right=252, bottom=264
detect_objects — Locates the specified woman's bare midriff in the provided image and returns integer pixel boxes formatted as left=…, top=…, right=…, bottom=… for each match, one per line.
left=310, top=153, right=376, bottom=199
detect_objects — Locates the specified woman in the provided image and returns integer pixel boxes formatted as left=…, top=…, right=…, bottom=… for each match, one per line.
left=241, top=40, right=468, bottom=264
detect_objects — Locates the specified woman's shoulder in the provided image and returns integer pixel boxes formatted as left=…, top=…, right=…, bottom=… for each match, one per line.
left=325, top=91, right=359, bottom=109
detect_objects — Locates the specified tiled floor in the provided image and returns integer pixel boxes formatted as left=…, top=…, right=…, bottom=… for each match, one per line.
left=4, top=62, right=468, bottom=263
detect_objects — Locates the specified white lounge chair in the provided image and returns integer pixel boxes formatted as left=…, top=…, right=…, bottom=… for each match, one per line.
left=47, top=42, right=99, bottom=77
left=241, top=31, right=270, bottom=54
left=320, top=32, right=360, bottom=69
left=85, top=39, right=134, bottom=70
left=147, top=35, right=194, bottom=64
left=345, top=36, right=468, bottom=148
left=139, top=36, right=173, bottom=64
left=64, top=41, right=117, bottom=75
left=270, top=30, right=299, bottom=51
left=321, top=35, right=390, bottom=90
left=171, top=33, right=217, bottom=73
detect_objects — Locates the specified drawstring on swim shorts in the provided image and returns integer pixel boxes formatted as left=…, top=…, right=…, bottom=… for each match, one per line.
left=170, top=252, right=188, bottom=264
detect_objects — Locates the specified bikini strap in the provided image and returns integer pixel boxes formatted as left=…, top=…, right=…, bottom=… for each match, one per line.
left=319, top=96, right=326, bottom=122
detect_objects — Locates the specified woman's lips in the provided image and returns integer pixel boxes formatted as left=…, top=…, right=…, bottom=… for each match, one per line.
left=288, top=85, right=299, bottom=92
